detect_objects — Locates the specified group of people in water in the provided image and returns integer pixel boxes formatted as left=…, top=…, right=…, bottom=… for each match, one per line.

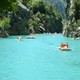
left=18, top=35, right=71, bottom=51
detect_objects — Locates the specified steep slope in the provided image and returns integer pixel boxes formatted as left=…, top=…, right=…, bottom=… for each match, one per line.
left=44, top=0, right=67, bottom=19
left=63, top=0, right=80, bottom=38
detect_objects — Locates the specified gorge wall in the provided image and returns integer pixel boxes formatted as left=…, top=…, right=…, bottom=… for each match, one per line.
left=63, top=0, right=80, bottom=38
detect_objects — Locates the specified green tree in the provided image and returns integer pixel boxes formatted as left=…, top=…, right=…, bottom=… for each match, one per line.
left=0, top=17, right=10, bottom=30
left=0, top=0, right=18, bottom=12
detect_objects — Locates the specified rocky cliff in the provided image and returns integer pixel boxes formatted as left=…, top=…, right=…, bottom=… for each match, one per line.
left=0, top=0, right=63, bottom=37
left=63, top=0, right=80, bottom=38
left=9, top=1, right=30, bottom=35
left=7, top=0, right=63, bottom=35
left=44, top=0, right=66, bottom=19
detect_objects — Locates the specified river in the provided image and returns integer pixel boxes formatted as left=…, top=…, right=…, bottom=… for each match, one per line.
left=0, top=34, right=80, bottom=80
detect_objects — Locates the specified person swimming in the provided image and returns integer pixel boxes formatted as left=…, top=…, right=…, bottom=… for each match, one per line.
left=18, top=36, right=23, bottom=41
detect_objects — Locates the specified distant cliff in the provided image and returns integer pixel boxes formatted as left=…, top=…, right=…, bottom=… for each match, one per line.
left=44, top=0, right=67, bottom=19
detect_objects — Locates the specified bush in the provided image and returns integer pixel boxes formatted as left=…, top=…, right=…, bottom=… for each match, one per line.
left=0, top=17, right=10, bottom=30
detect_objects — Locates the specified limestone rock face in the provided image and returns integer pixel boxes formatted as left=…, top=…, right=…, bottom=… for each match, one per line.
left=73, top=27, right=80, bottom=38
left=44, top=0, right=66, bottom=19
left=63, top=0, right=80, bottom=38
left=10, top=1, right=30, bottom=35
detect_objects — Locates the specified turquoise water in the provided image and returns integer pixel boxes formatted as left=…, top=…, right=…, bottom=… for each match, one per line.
left=0, top=34, right=80, bottom=80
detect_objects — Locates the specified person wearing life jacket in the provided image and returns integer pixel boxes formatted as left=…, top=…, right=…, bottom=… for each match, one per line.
left=61, top=43, right=68, bottom=48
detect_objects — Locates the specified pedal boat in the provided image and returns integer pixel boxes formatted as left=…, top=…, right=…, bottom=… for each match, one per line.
left=59, top=47, right=71, bottom=51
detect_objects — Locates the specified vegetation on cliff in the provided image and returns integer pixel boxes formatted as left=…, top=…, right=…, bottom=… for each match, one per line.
left=0, top=0, right=62, bottom=37
left=63, top=0, right=80, bottom=38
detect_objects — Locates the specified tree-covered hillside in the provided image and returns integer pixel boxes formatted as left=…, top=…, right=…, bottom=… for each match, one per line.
left=0, top=0, right=63, bottom=37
